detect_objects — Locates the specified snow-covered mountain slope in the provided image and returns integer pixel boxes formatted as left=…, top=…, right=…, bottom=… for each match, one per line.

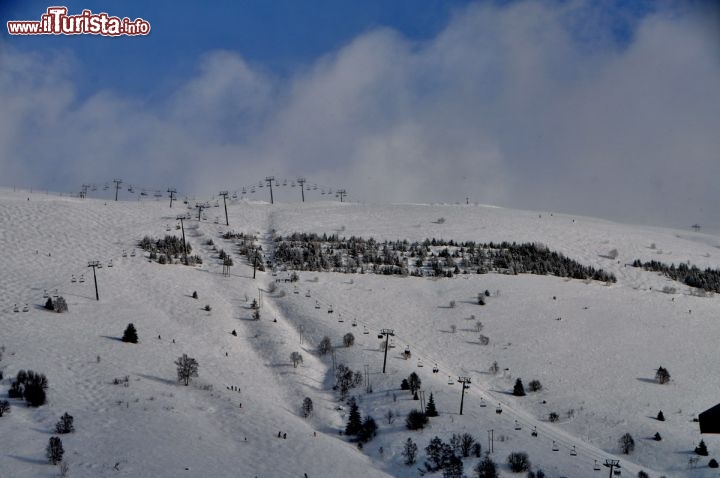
left=1, top=188, right=718, bottom=477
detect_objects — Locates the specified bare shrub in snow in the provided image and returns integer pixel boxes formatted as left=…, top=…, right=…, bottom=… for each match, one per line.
left=175, top=354, right=199, bottom=386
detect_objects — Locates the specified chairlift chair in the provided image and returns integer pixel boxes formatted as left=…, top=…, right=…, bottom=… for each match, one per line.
left=351, top=319, right=357, bottom=327
left=593, top=460, right=601, bottom=471
left=13, top=304, right=19, bottom=313
left=214, top=218, right=219, bottom=224
left=79, top=274, right=85, bottom=283
left=338, top=314, right=344, bottom=323
left=479, top=397, right=486, bottom=407
left=417, top=359, right=424, bottom=368
left=552, top=441, right=559, bottom=451
left=250, top=188, right=256, bottom=194
left=403, top=346, right=411, bottom=358
left=514, top=420, right=521, bottom=431
left=282, top=180, right=287, bottom=186
left=293, top=286, right=299, bottom=294
left=232, top=192, right=238, bottom=199
left=242, top=188, right=247, bottom=194
left=570, top=445, right=577, bottom=456
left=305, top=290, right=311, bottom=297
left=495, top=404, right=503, bottom=414
left=531, top=426, right=538, bottom=437
left=122, top=250, right=128, bottom=257
left=378, top=334, right=384, bottom=339
left=71, top=275, right=77, bottom=283
left=22, top=304, right=29, bottom=312
left=313, top=185, right=317, bottom=190
left=448, top=376, right=454, bottom=385
left=97, top=263, right=103, bottom=269
left=315, top=301, right=320, bottom=309
left=614, top=470, right=621, bottom=476
left=258, top=181, right=263, bottom=188
left=389, top=339, right=396, bottom=348
left=166, top=225, right=171, bottom=231
left=363, top=326, right=369, bottom=334
left=176, top=224, right=181, bottom=230
left=108, top=260, right=113, bottom=268
left=131, top=249, right=136, bottom=257
left=291, top=181, right=296, bottom=187
left=327, top=305, right=333, bottom=314
left=43, top=290, right=48, bottom=298
left=432, top=364, right=439, bottom=373
left=275, top=181, right=280, bottom=187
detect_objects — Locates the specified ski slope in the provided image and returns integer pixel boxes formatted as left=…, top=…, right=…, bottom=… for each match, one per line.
left=1, top=187, right=719, bottom=477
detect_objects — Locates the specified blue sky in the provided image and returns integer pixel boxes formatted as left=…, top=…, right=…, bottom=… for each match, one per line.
left=1, top=1, right=719, bottom=229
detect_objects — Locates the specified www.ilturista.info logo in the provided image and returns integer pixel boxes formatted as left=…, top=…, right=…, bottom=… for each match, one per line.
left=7, top=7, right=151, bottom=36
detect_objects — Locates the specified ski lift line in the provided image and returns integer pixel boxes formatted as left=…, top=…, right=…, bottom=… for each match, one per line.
left=292, top=285, right=639, bottom=474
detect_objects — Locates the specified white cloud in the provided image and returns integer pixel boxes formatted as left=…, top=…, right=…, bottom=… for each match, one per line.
left=1, top=0, right=718, bottom=228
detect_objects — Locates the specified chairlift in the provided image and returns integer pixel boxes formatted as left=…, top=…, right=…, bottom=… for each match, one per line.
left=108, top=260, right=113, bottom=268
left=448, top=376, right=454, bottom=385
left=495, top=404, right=503, bottom=414
left=514, top=420, right=521, bottom=431
left=593, top=460, right=601, bottom=471
left=378, top=334, right=384, bottom=339
left=315, top=301, right=320, bottom=309
left=327, top=305, right=333, bottom=314
left=122, top=250, right=128, bottom=257
left=479, top=397, right=486, bottom=407
left=552, top=441, right=559, bottom=451
left=13, top=304, right=19, bottom=313
left=570, top=445, right=577, bottom=456
left=97, top=263, right=103, bottom=269
left=363, top=326, right=369, bottom=335
left=351, top=318, right=357, bottom=327
left=417, top=359, right=424, bottom=368
left=389, top=338, right=396, bottom=348
left=71, top=275, right=77, bottom=283
left=128, top=186, right=134, bottom=193
left=79, top=274, right=85, bottom=283
left=432, top=364, right=439, bottom=373
left=338, top=314, right=344, bottom=323
left=531, top=426, right=537, bottom=437
left=305, top=290, right=311, bottom=297
left=403, top=346, right=411, bottom=358
left=22, top=304, right=29, bottom=312
left=293, top=286, right=299, bottom=294
left=614, top=470, right=621, bottom=476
